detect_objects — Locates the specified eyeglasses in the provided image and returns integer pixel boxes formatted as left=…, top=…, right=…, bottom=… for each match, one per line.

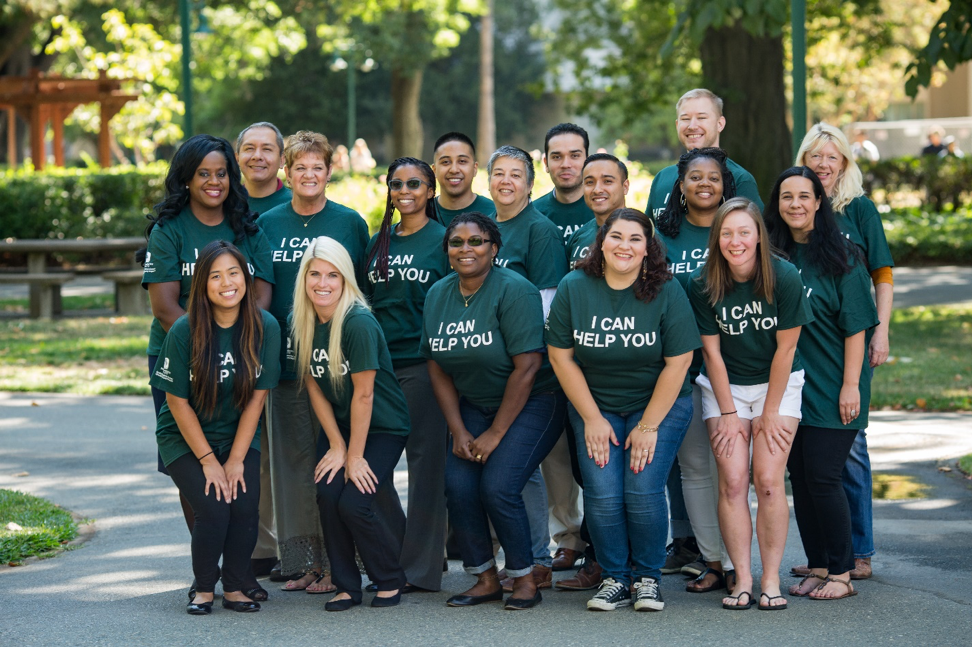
left=447, top=236, right=492, bottom=248
left=389, top=178, right=429, bottom=191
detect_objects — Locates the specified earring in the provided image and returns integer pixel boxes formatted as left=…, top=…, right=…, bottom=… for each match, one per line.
left=679, top=193, right=686, bottom=208
left=641, top=257, right=648, bottom=281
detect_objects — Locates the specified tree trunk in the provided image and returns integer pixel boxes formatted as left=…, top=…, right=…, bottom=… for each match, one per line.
left=699, top=23, right=791, bottom=201
left=391, top=67, right=424, bottom=159
left=476, top=0, right=496, bottom=167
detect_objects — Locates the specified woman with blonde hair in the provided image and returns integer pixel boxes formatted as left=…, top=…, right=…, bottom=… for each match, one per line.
left=290, top=236, right=411, bottom=611
left=794, top=123, right=894, bottom=581
left=687, top=198, right=813, bottom=610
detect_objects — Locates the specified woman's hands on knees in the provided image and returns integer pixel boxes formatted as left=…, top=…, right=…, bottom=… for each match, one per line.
left=625, top=423, right=656, bottom=474
left=451, top=427, right=477, bottom=461
left=315, top=446, right=347, bottom=485
left=201, top=456, right=231, bottom=502
left=346, top=456, right=378, bottom=494
left=753, top=410, right=794, bottom=455
left=710, top=412, right=746, bottom=458
left=223, top=458, right=247, bottom=500
left=469, top=428, right=503, bottom=465
left=584, top=414, right=618, bottom=468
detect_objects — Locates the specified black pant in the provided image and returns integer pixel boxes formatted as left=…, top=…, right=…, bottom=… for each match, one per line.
left=563, top=416, right=596, bottom=562
left=167, top=447, right=261, bottom=592
left=316, top=431, right=407, bottom=598
left=148, top=355, right=169, bottom=474
left=787, top=425, right=858, bottom=574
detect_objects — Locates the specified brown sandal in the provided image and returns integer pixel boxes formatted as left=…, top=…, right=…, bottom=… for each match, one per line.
left=810, top=576, right=858, bottom=601
left=788, top=573, right=826, bottom=597
left=281, top=570, right=320, bottom=591
left=306, top=572, right=336, bottom=594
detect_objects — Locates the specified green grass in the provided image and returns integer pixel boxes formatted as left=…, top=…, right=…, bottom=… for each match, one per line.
left=0, top=293, right=115, bottom=314
left=958, top=454, right=972, bottom=476
left=0, top=315, right=150, bottom=395
left=0, top=489, right=79, bottom=564
left=871, top=473, right=929, bottom=499
left=872, top=304, right=972, bottom=411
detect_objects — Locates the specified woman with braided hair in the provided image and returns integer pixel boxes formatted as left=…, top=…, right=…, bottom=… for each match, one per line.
left=366, top=157, right=452, bottom=592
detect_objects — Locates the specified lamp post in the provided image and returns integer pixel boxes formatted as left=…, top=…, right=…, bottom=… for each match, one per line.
left=791, top=0, right=807, bottom=154
left=331, top=48, right=375, bottom=146
left=179, top=1, right=211, bottom=138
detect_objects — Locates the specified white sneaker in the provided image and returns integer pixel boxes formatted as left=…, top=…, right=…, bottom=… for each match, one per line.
left=586, top=577, right=632, bottom=611
left=632, top=576, right=664, bottom=611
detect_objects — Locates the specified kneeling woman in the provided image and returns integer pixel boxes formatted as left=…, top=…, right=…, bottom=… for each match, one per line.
left=688, top=198, right=813, bottom=611
left=151, top=240, right=281, bottom=615
left=290, top=236, right=411, bottom=611
left=765, top=168, right=877, bottom=601
left=422, top=212, right=566, bottom=610
left=546, top=208, right=699, bottom=612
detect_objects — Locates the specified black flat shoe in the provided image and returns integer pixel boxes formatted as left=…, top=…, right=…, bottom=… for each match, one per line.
left=222, top=599, right=261, bottom=613
left=186, top=600, right=213, bottom=615
left=365, top=583, right=378, bottom=593
left=371, top=591, right=402, bottom=607
left=188, top=566, right=220, bottom=602
left=446, top=589, right=503, bottom=607
left=324, top=596, right=362, bottom=612
left=243, top=585, right=268, bottom=602
left=504, top=590, right=542, bottom=610
left=402, top=583, right=433, bottom=594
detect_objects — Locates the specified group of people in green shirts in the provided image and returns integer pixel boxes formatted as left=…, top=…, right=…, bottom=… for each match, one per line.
left=141, top=86, right=893, bottom=616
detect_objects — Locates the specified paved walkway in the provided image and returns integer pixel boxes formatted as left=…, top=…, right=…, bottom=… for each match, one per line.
left=1, top=392, right=970, bottom=645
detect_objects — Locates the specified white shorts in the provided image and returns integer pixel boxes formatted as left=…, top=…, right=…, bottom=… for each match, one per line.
left=696, top=370, right=804, bottom=421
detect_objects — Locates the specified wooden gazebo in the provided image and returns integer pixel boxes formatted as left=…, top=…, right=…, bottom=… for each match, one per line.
left=0, top=69, right=139, bottom=170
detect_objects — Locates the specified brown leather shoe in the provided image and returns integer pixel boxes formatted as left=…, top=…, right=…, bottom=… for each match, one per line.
left=554, top=559, right=603, bottom=591
left=501, top=565, right=552, bottom=592
left=551, top=547, right=582, bottom=571
left=850, top=557, right=872, bottom=580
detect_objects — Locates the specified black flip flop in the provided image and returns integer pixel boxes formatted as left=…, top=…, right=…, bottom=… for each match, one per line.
left=758, top=592, right=788, bottom=610
left=686, top=567, right=726, bottom=593
left=722, top=590, right=754, bottom=610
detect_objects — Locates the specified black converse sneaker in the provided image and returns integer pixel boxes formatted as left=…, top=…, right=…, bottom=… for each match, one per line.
left=632, top=576, right=665, bottom=611
left=586, top=577, right=632, bottom=611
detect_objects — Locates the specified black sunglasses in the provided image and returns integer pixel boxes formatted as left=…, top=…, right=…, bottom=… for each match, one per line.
left=447, top=236, right=492, bottom=248
left=389, top=178, right=429, bottom=191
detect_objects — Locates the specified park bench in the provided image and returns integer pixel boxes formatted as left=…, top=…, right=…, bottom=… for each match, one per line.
left=0, top=237, right=144, bottom=318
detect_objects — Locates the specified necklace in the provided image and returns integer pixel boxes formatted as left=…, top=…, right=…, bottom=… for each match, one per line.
left=297, top=211, right=318, bottom=228
left=458, top=278, right=484, bottom=307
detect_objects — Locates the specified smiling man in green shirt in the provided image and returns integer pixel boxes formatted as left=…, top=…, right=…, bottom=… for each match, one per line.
left=533, top=123, right=595, bottom=242
left=565, top=153, right=629, bottom=270
left=432, top=132, right=494, bottom=226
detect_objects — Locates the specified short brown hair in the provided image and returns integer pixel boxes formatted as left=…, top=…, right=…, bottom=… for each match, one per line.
left=284, top=130, right=333, bottom=168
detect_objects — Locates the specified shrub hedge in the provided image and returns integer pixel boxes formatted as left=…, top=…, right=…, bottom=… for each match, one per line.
left=860, top=155, right=972, bottom=211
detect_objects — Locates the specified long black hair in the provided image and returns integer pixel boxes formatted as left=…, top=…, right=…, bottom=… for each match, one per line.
left=657, top=147, right=736, bottom=238
left=366, top=157, right=438, bottom=281
left=137, top=135, right=258, bottom=264
left=764, top=166, right=862, bottom=276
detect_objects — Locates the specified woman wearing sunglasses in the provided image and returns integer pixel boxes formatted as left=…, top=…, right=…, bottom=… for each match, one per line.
left=365, top=158, right=452, bottom=593
left=256, top=131, right=370, bottom=594
left=422, top=212, right=566, bottom=610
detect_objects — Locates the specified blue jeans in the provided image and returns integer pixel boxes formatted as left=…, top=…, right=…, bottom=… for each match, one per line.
left=842, top=429, right=875, bottom=558
left=444, top=392, right=566, bottom=578
left=522, top=468, right=552, bottom=566
left=568, top=396, right=692, bottom=585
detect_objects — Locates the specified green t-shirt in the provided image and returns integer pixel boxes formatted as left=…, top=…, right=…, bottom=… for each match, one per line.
left=421, top=266, right=560, bottom=408
left=790, top=244, right=878, bottom=429
left=658, top=219, right=712, bottom=382
left=646, top=158, right=763, bottom=220
left=151, top=310, right=281, bottom=466
left=257, top=199, right=370, bottom=379
left=308, top=306, right=410, bottom=436
left=565, top=219, right=598, bottom=270
left=364, top=220, right=452, bottom=368
left=491, top=202, right=568, bottom=290
left=545, top=271, right=701, bottom=413
left=247, top=186, right=292, bottom=216
left=435, top=194, right=495, bottom=226
left=837, top=195, right=894, bottom=273
left=689, top=257, right=814, bottom=385
left=141, top=208, right=275, bottom=356
left=533, top=190, right=595, bottom=242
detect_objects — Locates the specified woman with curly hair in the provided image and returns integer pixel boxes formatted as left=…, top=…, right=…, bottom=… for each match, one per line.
left=151, top=240, right=281, bottom=614
left=366, top=157, right=452, bottom=592
left=256, top=130, right=369, bottom=594
left=546, top=208, right=699, bottom=612
left=140, top=134, right=275, bottom=600
left=656, top=147, right=737, bottom=595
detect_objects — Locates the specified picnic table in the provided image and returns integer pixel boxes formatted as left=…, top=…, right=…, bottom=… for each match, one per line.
left=0, top=237, right=146, bottom=318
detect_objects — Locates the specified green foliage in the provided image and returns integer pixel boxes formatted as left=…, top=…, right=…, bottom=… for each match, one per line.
left=0, top=489, right=79, bottom=564
left=0, top=165, right=163, bottom=242
left=861, top=155, right=972, bottom=210
left=905, top=0, right=972, bottom=97
left=883, top=208, right=972, bottom=266
left=873, top=305, right=972, bottom=411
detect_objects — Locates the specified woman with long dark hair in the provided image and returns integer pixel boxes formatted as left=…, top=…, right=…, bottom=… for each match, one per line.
left=687, top=198, right=813, bottom=610
left=151, top=240, right=281, bottom=615
left=366, top=157, right=452, bottom=592
left=291, top=236, right=411, bottom=611
left=764, top=167, right=877, bottom=602
left=656, top=147, right=738, bottom=594
left=141, top=134, right=275, bottom=600
left=546, top=208, right=699, bottom=612
left=422, top=212, right=566, bottom=610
